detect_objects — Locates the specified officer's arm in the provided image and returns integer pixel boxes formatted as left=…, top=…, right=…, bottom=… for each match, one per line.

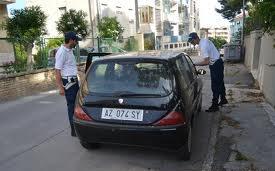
left=55, top=69, right=65, bottom=96
left=194, top=57, right=210, bottom=66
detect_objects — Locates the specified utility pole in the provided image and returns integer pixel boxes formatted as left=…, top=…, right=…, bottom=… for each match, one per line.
left=241, top=0, right=245, bottom=58
left=135, top=0, right=140, bottom=33
left=88, top=0, right=94, bottom=46
left=96, top=0, right=101, bottom=52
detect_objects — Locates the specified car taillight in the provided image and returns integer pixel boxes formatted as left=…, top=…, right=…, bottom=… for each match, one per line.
left=74, top=105, right=92, bottom=121
left=154, top=111, right=186, bottom=126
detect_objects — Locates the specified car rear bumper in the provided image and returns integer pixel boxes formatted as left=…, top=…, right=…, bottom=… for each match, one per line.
left=74, top=119, right=188, bottom=150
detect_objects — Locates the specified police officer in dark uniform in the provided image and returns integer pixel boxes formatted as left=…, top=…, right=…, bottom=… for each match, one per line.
left=188, top=32, right=228, bottom=112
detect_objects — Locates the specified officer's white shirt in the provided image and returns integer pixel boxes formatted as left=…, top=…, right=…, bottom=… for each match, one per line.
left=199, top=38, right=220, bottom=65
left=55, top=45, right=77, bottom=76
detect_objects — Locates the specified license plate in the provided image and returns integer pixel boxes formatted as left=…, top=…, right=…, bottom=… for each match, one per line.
left=101, top=108, right=143, bottom=121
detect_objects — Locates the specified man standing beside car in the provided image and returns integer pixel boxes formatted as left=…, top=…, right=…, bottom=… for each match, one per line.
left=188, top=32, right=228, bottom=112
left=55, top=31, right=81, bottom=136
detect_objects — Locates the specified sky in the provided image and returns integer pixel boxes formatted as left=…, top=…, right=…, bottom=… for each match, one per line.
left=7, top=0, right=230, bottom=28
left=199, top=0, right=230, bottom=28
left=7, top=0, right=25, bottom=16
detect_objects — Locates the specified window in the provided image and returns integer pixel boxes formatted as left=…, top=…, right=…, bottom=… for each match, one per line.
left=181, top=55, right=194, bottom=81
left=87, top=61, right=173, bottom=96
left=170, top=44, right=173, bottom=49
left=139, top=6, right=154, bottom=23
left=58, top=7, right=67, bottom=15
left=116, top=11, right=122, bottom=15
left=175, top=56, right=193, bottom=88
left=185, top=55, right=197, bottom=78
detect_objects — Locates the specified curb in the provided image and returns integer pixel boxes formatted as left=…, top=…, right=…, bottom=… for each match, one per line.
left=201, top=111, right=221, bottom=171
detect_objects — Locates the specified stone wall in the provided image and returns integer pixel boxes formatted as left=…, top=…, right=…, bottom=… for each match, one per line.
left=0, top=63, right=86, bottom=102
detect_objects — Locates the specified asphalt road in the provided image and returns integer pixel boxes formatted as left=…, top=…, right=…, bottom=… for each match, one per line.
left=0, top=60, right=216, bottom=171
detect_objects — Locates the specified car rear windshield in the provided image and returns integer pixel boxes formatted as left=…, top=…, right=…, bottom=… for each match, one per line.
left=87, top=60, right=173, bottom=96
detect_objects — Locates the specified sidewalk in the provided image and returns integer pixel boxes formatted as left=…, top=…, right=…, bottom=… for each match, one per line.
left=212, top=62, right=275, bottom=171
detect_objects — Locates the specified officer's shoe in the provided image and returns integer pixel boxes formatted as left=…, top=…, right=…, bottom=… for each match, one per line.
left=205, top=105, right=219, bottom=112
left=219, top=98, right=228, bottom=106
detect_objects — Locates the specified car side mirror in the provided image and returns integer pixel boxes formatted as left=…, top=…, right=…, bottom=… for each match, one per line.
left=197, top=69, right=206, bottom=75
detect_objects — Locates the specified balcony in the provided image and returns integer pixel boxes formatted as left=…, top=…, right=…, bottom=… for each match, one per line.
left=0, top=0, right=15, bottom=4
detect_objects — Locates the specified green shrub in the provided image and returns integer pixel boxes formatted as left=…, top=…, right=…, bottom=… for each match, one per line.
left=3, top=43, right=28, bottom=73
left=144, top=39, right=155, bottom=50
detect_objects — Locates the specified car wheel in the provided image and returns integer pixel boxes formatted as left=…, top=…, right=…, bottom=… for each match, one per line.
left=178, top=124, right=192, bottom=160
left=80, top=141, right=100, bottom=149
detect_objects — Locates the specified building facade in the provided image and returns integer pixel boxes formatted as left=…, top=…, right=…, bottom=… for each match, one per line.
left=230, top=13, right=244, bottom=43
left=0, top=0, right=15, bottom=66
left=187, top=0, right=199, bottom=34
left=25, top=0, right=200, bottom=50
left=200, top=27, right=230, bottom=43
left=26, top=0, right=137, bottom=44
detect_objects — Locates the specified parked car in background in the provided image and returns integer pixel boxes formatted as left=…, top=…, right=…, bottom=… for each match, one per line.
left=73, top=51, right=206, bottom=160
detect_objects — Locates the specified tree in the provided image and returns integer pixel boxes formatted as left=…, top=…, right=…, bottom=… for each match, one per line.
left=216, top=0, right=275, bottom=34
left=5, top=6, right=47, bottom=70
left=209, top=37, right=227, bottom=49
left=216, top=0, right=244, bottom=21
left=247, top=0, right=275, bottom=33
left=56, top=9, right=89, bottom=38
left=97, top=17, right=124, bottom=40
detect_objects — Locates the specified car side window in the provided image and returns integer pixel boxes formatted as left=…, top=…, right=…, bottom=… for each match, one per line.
left=181, top=55, right=194, bottom=82
left=175, top=57, right=191, bottom=88
left=185, top=55, right=197, bottom=77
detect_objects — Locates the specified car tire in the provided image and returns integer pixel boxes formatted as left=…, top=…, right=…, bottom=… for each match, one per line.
left=178, top=124, right=192, bottom=160
left=80, top=141, right=100, bottom=149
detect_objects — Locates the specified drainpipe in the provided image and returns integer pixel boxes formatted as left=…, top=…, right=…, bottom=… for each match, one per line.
left=241, top=0, right=245, bottom=60
left=135, top=0, right=140, bottom=33
left=96, top=0, right=101, bottom=52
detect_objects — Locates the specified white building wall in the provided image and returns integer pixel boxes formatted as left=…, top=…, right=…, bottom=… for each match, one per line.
left=207, top=27, right=230, bottom=43
left=244, top=31, right=275, bottom=108
left=26, top=0, right=136, bottom=39
left=169, top=1, right=179, bottom=36
left=0, top=2, right=15, bottom=66
left=98, top=0, right=136, bottom=38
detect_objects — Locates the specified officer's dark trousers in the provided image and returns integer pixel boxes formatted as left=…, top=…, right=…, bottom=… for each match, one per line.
left=62, top=79, right=79, bottom=130
left=209, top=58, right=226, bottom=105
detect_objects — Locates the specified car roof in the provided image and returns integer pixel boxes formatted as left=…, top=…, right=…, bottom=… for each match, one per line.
left=94, top=50, right=186, bottom=61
